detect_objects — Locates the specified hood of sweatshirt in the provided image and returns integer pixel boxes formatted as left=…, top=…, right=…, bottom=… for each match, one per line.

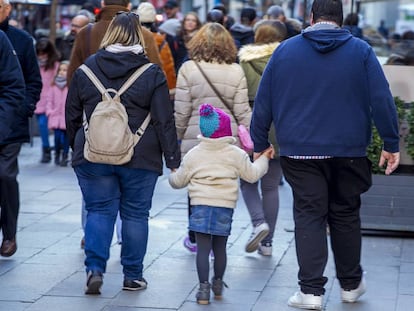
left=93, top=49, right=149, bottom=80
left=302, top=27, right=353, bottom=54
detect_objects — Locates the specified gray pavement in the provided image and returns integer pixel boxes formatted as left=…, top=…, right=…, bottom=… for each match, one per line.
left=0, top=137, right=413, bottom=311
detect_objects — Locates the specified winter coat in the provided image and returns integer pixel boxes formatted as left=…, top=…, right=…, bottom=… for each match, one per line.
left=252, top=26, right=399, bottom=156
left=169, top=136, right=269, bottom=208
left=238, top=42, right=279, bottom=102
left=47, top=85, right=68, bottom=130
left=0, top=19, right=42, bottom=144
left=153, top=32, right=176, bottom=92
left=174, top=60, right=251, bottom=157
left=239, top=42, right=280, bottom=157
left=35, top=62, right=60, bottom=115
left=67, top=5, right=162, bottom=83
left=66, top=48, right=181, bottom=174
left=0, top=30, right=25, bottom=143
left=230, top=23, right=255, bottom=49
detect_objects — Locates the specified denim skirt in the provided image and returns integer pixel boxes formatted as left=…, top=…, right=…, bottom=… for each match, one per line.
left=189, top=205, right=234, bottom=236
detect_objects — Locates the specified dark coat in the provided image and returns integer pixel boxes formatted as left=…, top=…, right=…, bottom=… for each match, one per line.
left=66, top=49, right=181, bottom=174
left=0, top=30, right=25, bottom=143
left=0, top=19, right=42, bottom=145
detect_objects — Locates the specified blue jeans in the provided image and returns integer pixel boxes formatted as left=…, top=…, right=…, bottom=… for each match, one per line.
left=36, top=113, right=50, bottom=148
left=53, top=129, right=69, bottom=153
left=74, top=162, right=158, bottom=280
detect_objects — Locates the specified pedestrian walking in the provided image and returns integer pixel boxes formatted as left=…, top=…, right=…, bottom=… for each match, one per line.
left=174, top=22, right=252, bottom=255
left=0, top=0, right=41, bottom=257
left=238, top=20, right=287, bottom=256
left=169, top=103, right=273, bottom=304
left=251, top=0, right=400, bottom=309
left=46, top=61, right=70, bottom=166
left=35, top=38, right=61, bottom=164
left=65, top=12, right=180, bottom=295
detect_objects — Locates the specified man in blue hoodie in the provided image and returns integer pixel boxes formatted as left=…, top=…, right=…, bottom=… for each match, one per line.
left=251, top=0, right=400, bottom=309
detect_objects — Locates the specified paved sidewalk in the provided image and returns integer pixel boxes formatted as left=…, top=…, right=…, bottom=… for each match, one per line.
left=0, top=138, right=413, bottom=311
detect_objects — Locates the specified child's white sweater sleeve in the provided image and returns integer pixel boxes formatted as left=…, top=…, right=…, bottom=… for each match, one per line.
left=168, top=158, right=191, bottom=189
left=239, top=153, right=269, bottom=183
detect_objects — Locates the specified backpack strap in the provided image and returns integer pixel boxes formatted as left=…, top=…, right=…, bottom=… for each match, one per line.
left=79, top=64, right=112, bottom=101
left=118, top=63, right=153, bottom=96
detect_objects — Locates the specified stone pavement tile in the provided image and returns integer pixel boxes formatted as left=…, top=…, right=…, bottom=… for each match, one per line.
left=220, top=265, right=273, bottom=292
left=329, top=265, right=399, bottom=301
left=25, top=296, right=111, bottom=311
left=0, top=301, right=30, bottom=311
left=47, top=271, right=122, bottom=298
left=0, top=258, right=20, bottom=275
left=324, top=298, right=396, bottom=311
left=401, top=239, right=414, bottom=262
left=400, top=262, right=414, bottom=273
left=252, top=285, right=298, bottom=310
left=102, top=307, right=167, bottom=311
left=361, top=237, right=403, bottom=266
left=111, top=278, right=195, bottom=309
left=188, top=287, right=260, bottom=308
left=398, top=272, right=414, bottom=295
left=180, top=300, right=253, bottom=311
left=396, top=294, right=414, bottom=311
left=0, top=262, right=80, bottom=302
left=267, top=264, right=300, bottom=287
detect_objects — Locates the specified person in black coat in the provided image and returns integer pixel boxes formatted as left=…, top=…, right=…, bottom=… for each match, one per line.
left=66, top=12, right=180, bottom=294
left=0, top=1, right=42, bottom=257
left=0, top=28, right=26, bottom=257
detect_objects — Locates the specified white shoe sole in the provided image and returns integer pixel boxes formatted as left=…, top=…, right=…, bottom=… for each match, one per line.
left=245, top=226, right=270, bottom=253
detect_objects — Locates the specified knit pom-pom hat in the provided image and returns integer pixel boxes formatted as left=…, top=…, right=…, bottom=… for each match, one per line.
left=199, top=103, right=232, bottom=138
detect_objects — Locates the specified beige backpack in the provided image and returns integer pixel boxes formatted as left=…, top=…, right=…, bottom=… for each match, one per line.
left=79, top=63, right=152, bottom=165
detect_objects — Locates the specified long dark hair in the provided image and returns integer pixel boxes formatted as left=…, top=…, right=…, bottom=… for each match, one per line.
left=35, top=38, right=61, bottom=71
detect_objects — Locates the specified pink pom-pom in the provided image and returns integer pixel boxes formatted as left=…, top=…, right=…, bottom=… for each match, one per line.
left=199, top=103, right=214, bottom=117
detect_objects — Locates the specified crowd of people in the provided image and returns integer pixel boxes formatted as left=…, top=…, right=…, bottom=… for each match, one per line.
left=0, top=0, right=405, bottom=309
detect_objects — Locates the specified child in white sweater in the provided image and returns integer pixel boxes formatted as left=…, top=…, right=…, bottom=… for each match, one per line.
left=169, top=104, right=273, bottom=304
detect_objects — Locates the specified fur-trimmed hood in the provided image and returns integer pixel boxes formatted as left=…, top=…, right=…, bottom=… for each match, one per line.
left=238, top=42, right=280, bottom=62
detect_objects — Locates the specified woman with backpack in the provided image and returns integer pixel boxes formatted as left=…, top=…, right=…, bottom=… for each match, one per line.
left=65, top=11, right=181, bottom=295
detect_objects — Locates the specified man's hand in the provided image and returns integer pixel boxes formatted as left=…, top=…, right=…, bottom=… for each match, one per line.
left=253, top=146, right=275, bottom=160
left=378, top=150, right=400, bottom=175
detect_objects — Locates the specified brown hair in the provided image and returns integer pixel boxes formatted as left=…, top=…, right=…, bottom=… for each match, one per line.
left=187, top=22, right=237, bottom=64
left=254, top=20, right=287, bottom=44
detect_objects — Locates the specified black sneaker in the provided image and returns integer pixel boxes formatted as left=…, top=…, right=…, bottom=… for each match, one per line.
left=123, top=278, right=148, bottom=291
left=85, top=271, right=103, bottom=295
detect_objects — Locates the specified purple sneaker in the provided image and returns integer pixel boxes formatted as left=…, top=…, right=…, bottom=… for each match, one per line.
left=183, top=236, right=197, bottom=253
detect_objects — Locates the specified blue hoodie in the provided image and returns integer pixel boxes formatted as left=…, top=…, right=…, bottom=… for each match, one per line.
left=251, top=26, right=399, bottom=157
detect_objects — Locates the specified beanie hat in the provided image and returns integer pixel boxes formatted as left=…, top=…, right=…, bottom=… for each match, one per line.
left=241, top=7, right=257, bottom=23
left=137, top=2, right=156, bottom=23
left=158, top=18, right=181, bottom=36
left=199, top=104, right=232, bottom=138
left=266, top=5, right=285, bottom=19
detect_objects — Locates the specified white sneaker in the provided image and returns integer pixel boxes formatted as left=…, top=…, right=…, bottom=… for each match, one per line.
left=341, top=277, right=366, bottom=303
left=288, top=291, right=323, bottom=310
left=258, top=242, right=272, bottom=256
left=245, top=223, right=269, bottom=253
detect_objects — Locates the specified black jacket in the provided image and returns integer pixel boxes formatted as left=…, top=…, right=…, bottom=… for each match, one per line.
left=66, top=49, right=181, bottom=174
left=0, top=18, right=42, bottom=145
left=0, top=30, right=25, bottom=143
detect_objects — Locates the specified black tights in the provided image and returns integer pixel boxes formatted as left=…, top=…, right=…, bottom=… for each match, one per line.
left=195, top=232, right=228, bottom=283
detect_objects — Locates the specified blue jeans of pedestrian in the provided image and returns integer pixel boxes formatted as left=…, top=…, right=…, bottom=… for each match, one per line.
left=36, top=113, right=50, bottom=148
left=53, top=129, right=69, bottom=153
left=74, top=162, right=158, bottom=281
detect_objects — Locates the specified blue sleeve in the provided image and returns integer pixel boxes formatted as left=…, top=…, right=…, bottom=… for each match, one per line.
left=366, top=48, right=399, bottom=153
left=250, top=55, right=274, bottom=153
left=0, top=32, right=25, bottom=142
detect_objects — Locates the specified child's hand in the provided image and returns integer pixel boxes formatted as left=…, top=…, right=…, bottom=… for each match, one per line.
left=262, top=146, right=275, bottom=159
